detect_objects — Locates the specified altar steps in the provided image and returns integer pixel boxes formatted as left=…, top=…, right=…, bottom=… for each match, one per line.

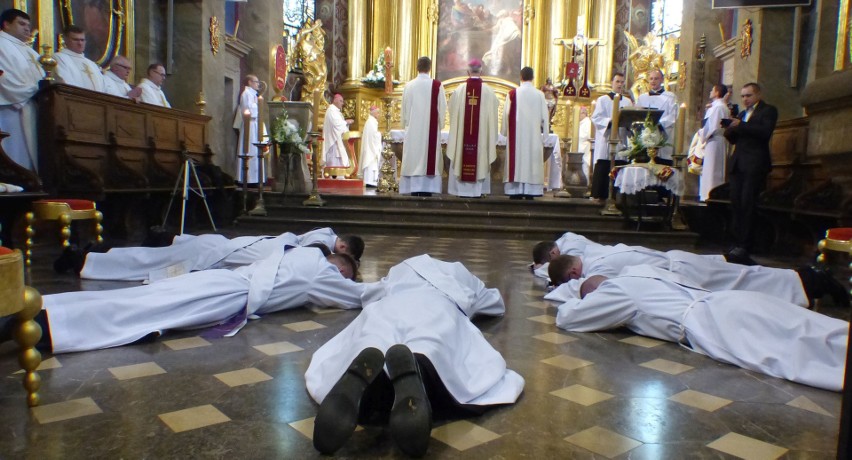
left=236, top=192, right=699, bottom=247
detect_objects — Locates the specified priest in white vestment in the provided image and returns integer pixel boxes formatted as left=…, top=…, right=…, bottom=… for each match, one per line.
left=307, top=255, right=525, bottom=456
left=446, top=59, right=498, bottom=197
left=0, top=9, right=43, bottom=171
left=323, top=93, right=353, bottom=172
left=137, top=63, right=171, bottom=107
left=41, top=247, right=363, bottom=353
left=232, top=74, right=262, bottom=183
left=697, top=84, right=731, bottom=201
left=53, top=26, right=104, bottom=92
left=400, top=56, right=447, bottom=195
left=78, top=227, right=362, bottom=281
left=590, top=72, right=633, bottom=199
left=577, top=106, right=592, bottom=182
left=501, top=66, right=548, bottom=198
left=636, top=69, right=678, bottom=163
left=359, top=106, right=382, bottom=187
left=554, top=265, right=849, bottom=391
left=101, top=55, right=142, bottom=100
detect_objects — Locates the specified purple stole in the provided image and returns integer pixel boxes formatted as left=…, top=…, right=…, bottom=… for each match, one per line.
left=460, top=78, right=483, bottom=182
left=507, top=89, right=517, bottom=182
left=427, top=79, right=442, bottom=175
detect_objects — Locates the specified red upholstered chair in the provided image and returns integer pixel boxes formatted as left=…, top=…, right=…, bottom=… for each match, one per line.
left=0, top=246, right=42, bottom=406
left=25, top=199, right=103, bottom=266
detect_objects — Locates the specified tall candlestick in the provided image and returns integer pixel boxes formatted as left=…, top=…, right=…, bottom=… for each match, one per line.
left=256, top=95, right=264, bottom=143
left=384, top=46, right=393, bottom=66
left=610, top=94, right=621, bottom=141
left=242, top=109, right=251, bottom=154
left=675, top=103, right=686, bottom=154
left=384, top=46, right=394, bottom=95
left=311, top=90, right=321, bottom=131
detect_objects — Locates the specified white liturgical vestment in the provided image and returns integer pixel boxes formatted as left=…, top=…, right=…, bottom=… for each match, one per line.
left=501, top=81, right=548, bottom=196
left=697, top=98, right=731, bottom=201
left=54, top=48, right=105, bottom=92
left=360, top=114, right=382, bottom=186
left=138, top=78, right=171, bottom=107
left=306, top=255, right=525, bottom=406
left=0, top=30, right=44, bottom=170
left=102, top=70, right=132, bottom=98
left=446, top=78, right=498, bottom=197
left=232, top=86, right=261, bottom=182
left=400, top=73, right=447, bottom=194
left=591, top=93, right=633, bottom=163
left=578, top=116, right=592, bottom=178
left=323, top=104, right=350, bottom=168
left=637, top=89, right=678, bottom=160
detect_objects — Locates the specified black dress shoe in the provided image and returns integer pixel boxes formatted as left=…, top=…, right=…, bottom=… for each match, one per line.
left=53, top=245, right=85, bottom=274
left=386, top=344, right=431, bottom=458
left=313, top=347, right=385, bottom=455
left=724, top=247, right=757, bottom=266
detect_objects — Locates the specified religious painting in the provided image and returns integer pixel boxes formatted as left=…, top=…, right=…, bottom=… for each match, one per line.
left=435, top=0, right=523, bottom=82
left=57, top=0, right=130, bottom=66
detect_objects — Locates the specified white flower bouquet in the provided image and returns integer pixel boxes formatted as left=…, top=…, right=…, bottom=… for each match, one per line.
left=625, top=113, right=670, bottom=163
left=272, top=112, right=310, bottom=156
left=361, top=53, right=399, bottom=88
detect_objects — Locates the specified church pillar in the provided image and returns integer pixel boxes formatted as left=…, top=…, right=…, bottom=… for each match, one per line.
left=545, top=1, right=580, bottom=85
left=347, top=0, right=369, bottom=83
left=588, top=0, right=617, bottom=91
left=396, top=0, right=416, bottom=81
left=521, top=0, right=550, bottom=86
left=679, top=1, right=725, bottom=136
left=369, top=0, right=398, bottom=74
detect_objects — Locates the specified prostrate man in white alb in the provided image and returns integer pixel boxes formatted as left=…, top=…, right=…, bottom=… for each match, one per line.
left=101, top=55, right=142, bottom=100
left=360, top=105, right=382, bottom=187
left=323, top=93, right=353, bottom=175
left=636, top=69, right=678, bottom=164
left=54, top=25, right=105, bottom=92
left=554, top=265, right=849, bottom=391
left=501, top=66, right=548, bottom=200
left=39, top=246, right=363, bottom=354
left=446, top=59, right=499, bottom=197
left=0, top=9, right=44, bottom=171
left=400, top=56, right=447, bottom=196
left=232, top=74, right=262, bottom=184
left=137, top=63, right=171, bottom=107
left=307, top=255, right=524, bottom=457
left=590, top=72, right=633, bottom=201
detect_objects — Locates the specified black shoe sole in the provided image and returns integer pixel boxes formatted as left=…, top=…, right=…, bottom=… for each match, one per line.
left=386, top=344, right=431, bottom=458
left=313, top=347, right=385, bottom=455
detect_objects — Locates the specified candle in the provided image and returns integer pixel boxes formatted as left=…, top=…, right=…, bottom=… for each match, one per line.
left=718, top=23, right=725, bottom=43
left=242, top=109, right=251, bottom=154
left=675, top=103, right=687, bottom=154
left=384, top=47, right=394, bottom=95
left=256, top=95, right=264, bottom=143
left=610, top=94, right=621, bottom=141
left=311, top=89, right=321, bottom=132
left=384, top=46, right=393, bottom=66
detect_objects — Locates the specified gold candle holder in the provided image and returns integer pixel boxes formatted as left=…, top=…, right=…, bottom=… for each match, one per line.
left=303, top=132, right=326, bottom=207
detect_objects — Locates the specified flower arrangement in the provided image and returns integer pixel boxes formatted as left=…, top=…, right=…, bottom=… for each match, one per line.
left=361, top=53, right=399, bottom=88
left=624, top=112, right=670, bottom=163
left=272, top=112, right=310, bottom=156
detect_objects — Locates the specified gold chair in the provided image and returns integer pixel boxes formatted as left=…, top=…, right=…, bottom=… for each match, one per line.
left=817, top=228, right=852, bottom=264
left=25, top=199, right=103, bottom=266
left=0, top=247, right=42, bottom=406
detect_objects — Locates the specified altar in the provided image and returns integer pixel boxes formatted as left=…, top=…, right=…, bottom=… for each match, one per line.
left=613, top=164, right=682, bottom=229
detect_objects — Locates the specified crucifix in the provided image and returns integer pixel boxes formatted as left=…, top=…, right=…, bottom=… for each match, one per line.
left=553, top=29, right=606, bottom=98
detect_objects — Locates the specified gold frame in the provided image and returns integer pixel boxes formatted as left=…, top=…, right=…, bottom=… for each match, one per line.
left=54, top=0, right=134, bottom=67
left=837, top=0, right=851, bottom=71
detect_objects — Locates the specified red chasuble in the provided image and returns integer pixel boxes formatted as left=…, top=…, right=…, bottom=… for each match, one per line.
left=507, top=89, right=517, bottom=182
left=460, top=78, right=483, bottom=182
left=427, top=79, right=442, bottom=175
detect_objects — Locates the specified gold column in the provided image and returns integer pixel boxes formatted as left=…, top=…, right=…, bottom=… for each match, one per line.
left=370, top=0, right=398, bottom=73
left=396, top=0, right=417, bottom=82
left=546, top=1, right=579, bottom=84
left=418, top=0, right=439, bottom=77
left=37, top=0, right=54, bottom=51
left=521, top=0, right=549, bottom=86
left=347, top=0, right=369, bottom=83
left=589, top=0, right=617, bottom=90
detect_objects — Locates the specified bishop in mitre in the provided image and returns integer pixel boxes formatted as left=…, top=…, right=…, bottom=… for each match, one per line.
left=446, top=59, right=498, bottom=197
left=323, top=93, right=353, bottom=175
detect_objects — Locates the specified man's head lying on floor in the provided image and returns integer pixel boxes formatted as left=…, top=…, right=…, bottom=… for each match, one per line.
left=547, top=254, right=583, bottom=286
left=531, top=241, right=559, bottom=269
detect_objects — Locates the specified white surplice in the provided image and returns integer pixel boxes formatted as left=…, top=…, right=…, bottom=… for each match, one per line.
left=400, top=73, right=447, bottom=194
left=636, top=89, right=678, bottom=160
left=360, top=114, right=382, bottom=186
left=44, top=247, right=364, bottom=353
left=102, top=70, right=132, bottom=98
left=697, top=98, right=731, bottom=201
left=233, top=86, right=260, bottom=182
left=555, top=265, right=848, bottom=391
left=138, top=78, right=171, bottom=107
left=501, top=81, right=548, bottom=196
left=446, top=78, right=498, bottom=197
left=578, top=116, right=592, bottom=180
left=591, top=93, right=633, bottom=163
left=323, top=104, right=350, bottom=168
left=54, top=48, right=105, bottom=92
left=306, top=255, right=525, bottom=406
left=0, top=30, right=44, bottom=171
left=80, top=227, right=339, bottom=281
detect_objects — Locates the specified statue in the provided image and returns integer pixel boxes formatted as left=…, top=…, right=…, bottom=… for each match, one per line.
left=624, top=32, right=667, bottom=101
left=292, top=18, right=328, bottom=102
left=541, top=77, right=559, bottom=123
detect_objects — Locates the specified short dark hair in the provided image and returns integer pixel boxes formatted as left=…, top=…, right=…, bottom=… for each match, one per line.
left=548, top=254, right=580, bottom=286
left=305, top=242, right=332, bottom=257
left=532, top=241, right=557, bottom=265
left=63, top=25, right=85, bottom=36
left=743, top=82, right=761, bottom=93
left=713, top=84, right=728, bottom=98
left=339, top=235, right=364, bottom=261
left=147, top=63, right=164, bottom=75
left=520, top=66, right=534, bottom=81
left=416, top=56, right=432, bottom=73
left=612, top=71, right=625, bottom=80
left=328, top=253, right=358, bottom=281
left=1, top=9, right=30, bottom=28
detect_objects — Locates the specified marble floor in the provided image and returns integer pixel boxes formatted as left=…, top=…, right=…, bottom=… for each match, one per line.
left=0, top=233, right=847, bottom=459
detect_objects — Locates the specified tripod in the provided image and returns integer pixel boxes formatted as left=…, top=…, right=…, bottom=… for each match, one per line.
left=163, top=158, right=217, bottom=234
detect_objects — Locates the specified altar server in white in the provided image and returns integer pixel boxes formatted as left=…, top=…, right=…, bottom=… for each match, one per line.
left=400, top=56, right=447, bottom=196
left=0, top=9, right=43, bottom=171
left=41, top=247, right=362, bottom=353
left=447, top=59, right=498, bottom=197
left=323, top=93, right=353, bottom=171
left=233, top=74, right=262, bottom=183
left=307, top=255, right=524, bottom=456
left=502, top=66, right=548, bottom=199
left=555, top=265, right=849, bottom=391
left=54, top=26, right=104, bottom=92
left=636, top=69, right=678, bottom=163
left=697, top=84, right=731, bottom=201
left=78, top=227, right=362, bottom=281
left=360, top=105, right=382, bottom=187
left=138, top=63, right=171, bottom=107
left=590, top=72, right=633, bottom=199
left=101, top=55, right=142, bottom=100
left=577, top=105, right=592, bottom=182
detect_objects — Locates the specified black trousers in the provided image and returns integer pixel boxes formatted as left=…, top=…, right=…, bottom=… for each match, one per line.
left=590, top=159, right=628, bottom=199
left=729, top=169, right=767, bottom=249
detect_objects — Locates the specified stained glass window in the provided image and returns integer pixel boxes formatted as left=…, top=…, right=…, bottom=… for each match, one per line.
left=284, top=0, right=314, bottom=42
left=651, top=0, right=683, bottom=49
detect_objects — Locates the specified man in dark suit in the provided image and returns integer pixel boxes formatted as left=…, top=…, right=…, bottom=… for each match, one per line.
left=723, top=82, right=778, bottom=263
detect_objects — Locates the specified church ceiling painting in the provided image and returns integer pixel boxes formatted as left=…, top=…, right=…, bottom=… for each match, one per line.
left=57, top=0, right=132, bottom=66
left=435, top=0, right=522, bottom=82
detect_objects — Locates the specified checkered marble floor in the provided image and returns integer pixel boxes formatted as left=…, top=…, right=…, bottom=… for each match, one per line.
left=0, top=234, right=845, bottom=458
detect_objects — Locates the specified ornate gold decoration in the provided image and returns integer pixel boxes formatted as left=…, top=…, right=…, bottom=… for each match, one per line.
left=293, top=18, right=328, bottom=102
left=342, top=99, right=357, bottom=120
left=523, top=4, right=535, bottom=25
left=377, top=96, right=399, bottom=193
left=677, top=62, right=688, bottom=91
left=740, top=19, right=753, bottom=59
left=38, top=45, right=58, bottom=81
left=195, top=91, right=207, bottom=115
left=209, top=16, right=220, bottom=55
left=625, top=31, right=671, bottom=100
left=427, top=0, right=439, bottom=24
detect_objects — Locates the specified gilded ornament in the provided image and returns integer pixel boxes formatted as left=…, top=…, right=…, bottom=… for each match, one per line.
left=740, top=20, right=753, bottom=59
left=427, top=0, right=439, bottom=25
left=293, top=18, right=328, bottom=102
left=624, top=31, right=670, bottom=100
left=523, top=5, right=535, bottom=25
left=209, top=16, right=221, bottom=55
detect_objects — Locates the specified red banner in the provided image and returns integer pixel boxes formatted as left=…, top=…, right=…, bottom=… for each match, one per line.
left=427, top=79, right=441, bottom=175
left=460, top=78, right=483, bottom=182
left=507, top=89, right=517, bottom=183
